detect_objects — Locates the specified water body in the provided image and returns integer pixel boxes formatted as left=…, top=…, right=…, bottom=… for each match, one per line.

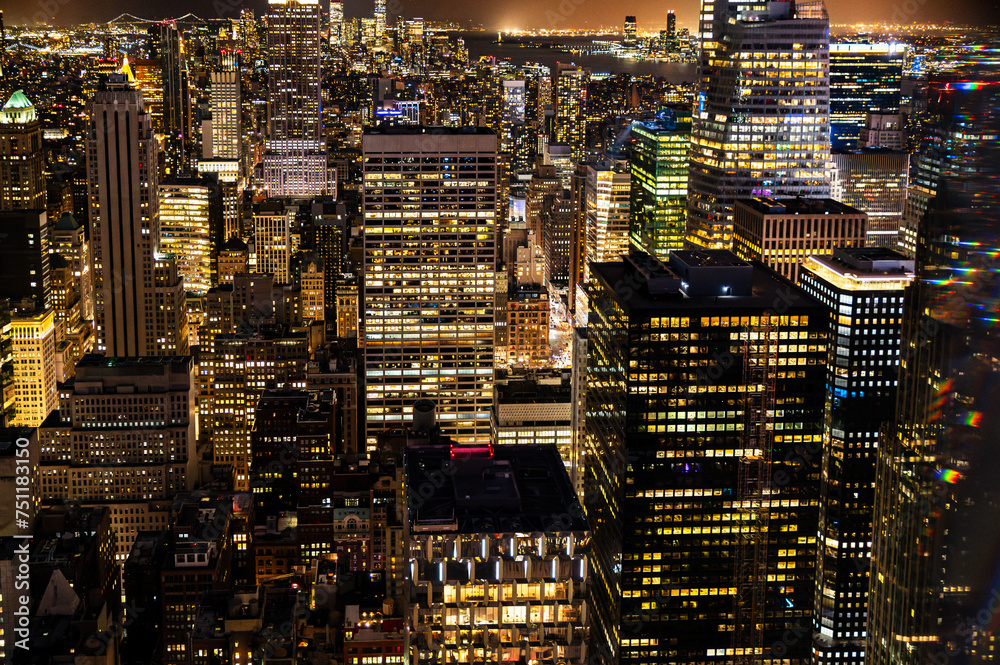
left=461, top=33, right=697, bottom=82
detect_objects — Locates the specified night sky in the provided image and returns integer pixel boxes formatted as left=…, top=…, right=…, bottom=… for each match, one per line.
left=5, top=0, right=1000, bottom=33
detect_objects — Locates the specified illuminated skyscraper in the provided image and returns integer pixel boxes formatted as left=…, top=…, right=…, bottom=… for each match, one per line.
left=555, top=66, right=588, bottom=162
left=373, top=0, right=387, bottom=42
left=624, top=16, right=638, bottom=46
left=10, top=308, right=56, bottom=427
left=688, top=0, right=830, bottom=249
left=159, top=21, right=191, bottom=174
left=585, top=250, right=826, bottom=665
left=87, top=74, right=188, bottom=357
left=867, top=68, right=1000, bottom=665
left=830, top=149, right=909, bottom=248
left=362, top=127, right=497, bottom=448
left=799, top=248, right=914, bottom=665
left=264, top=0, right=331, bottom=198
left=829, top=43, right=904, bottom=150
left=0, top=90, right=45, bottom=211
left=207, top=70, right=241, bottom=160
left=585, top=155, right=630, bottom=270
left=330, top=2, right=344, bottom=46
left=500, top=80, right=533, bottom=176
left=158, top=176, right=224, bottom=294
left=51, top=212, right=93, bottom=322
left=629, top=107, right=691, bottom=259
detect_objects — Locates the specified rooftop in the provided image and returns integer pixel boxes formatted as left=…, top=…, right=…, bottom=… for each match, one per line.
left=405, top=444, right=586, bottom=534
left=365, top=125, right=495, bottom=136
left=591, top=251, right=823, bottom=312
left=737, top=197, right=864, bottom=216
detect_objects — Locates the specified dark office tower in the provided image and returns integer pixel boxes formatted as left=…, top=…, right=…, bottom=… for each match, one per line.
left=689, top=0, right=830, bottom=249
left=0, top=210, right=49, bottom=310
left=264, top=0, right=330, bottom=197
left=586, top=250, right=827, bottom=665
left=667, top=10, right=676, bottom=38
left=799, top=249, right=914, bottom=665
left=87, top=74, right=188, bottom=357
left=624, top=16, right=638, bottom=46
left=867, top=69, right=1000, bottom=665
left=0, top=90, right=46, bottom=212
left=829, top=44, right=904, bottom=150
left=629, top=107, right=690, bottom=260
left=159, top=21, right=190, bottom=174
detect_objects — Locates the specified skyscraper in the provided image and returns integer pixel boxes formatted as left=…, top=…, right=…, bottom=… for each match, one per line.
left=500, top=80, right=533, bottom=176
left=867, top=68, right=1000, bottom=665
left=88, top=74, right=188, bottom=357
left=159, top=21, right=191, bottom=174
left=373, top=0, right=387, bottom=42
left=330, top=2, right=344, bottom=45
left=10, top=308, right=56, bottom=427
left=207, top=70, right=241, bottom=160
left=585, top=250, right=826, bottom=665
left=158, top=176, right=224, bottom=294
left=0, top=90, right=45, bottom=212
left=830, top=149, right=909, bottom=248
left=829, top=43, right=904, bottom=150
left=624, top=16, right=638, bottom=46
left=361, top=127, right=497, bottom=448
left=585, top=155, right=631, bottom=269
left=799, top=248, right=914, bottom=665
left=688, top=0, right=831, bottom=249
left=555, top=66, right=588, bottom=162
left=629, top=107, right=691, bottom=259
left=264, top=0, right=331, bottom=198
left=0, top=209, right=50, bottom=311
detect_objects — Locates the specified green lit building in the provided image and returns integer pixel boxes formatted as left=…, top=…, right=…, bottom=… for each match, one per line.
left=629, top=108, right=691, bottom=260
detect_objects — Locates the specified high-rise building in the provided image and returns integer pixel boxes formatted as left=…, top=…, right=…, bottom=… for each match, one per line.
left=88, top=74, right=188, bottom=357
left=585, top=250, right=827, bottom=665
left=857, top=111, right=904, bottom=150
left=500, top=80, right=534, bottom=176
left=829, top=43, right=904, bottom=150
left=0, top=306, right=15, bottom=427
left=159, top=21, right=191, bottom=174
left=624, top=16, right=638, bottom=46
left=688, top=0, right=831, bottom=249
left=362, top=127, right=497, bottom=447
left=732, top=197, right=868, bottom=284
left=555, top=66, right=588, bottom=162
left=373, top=0, right=387, bottom=42
left=207, top=70, right=241, bottom=160
left=867, top=68, right=1000, bottom=665
left=10, top=308, right=56, bottom=427
left=0, top=90, right=45, bottom=211
left=253, top=200, right=296, bottom=282
left=629, top=107, right=691, bottom=259
left=585, top=155, right=630, bottom=269
left=158, top=176, right=224, bottom=294
left=264, top=0, right=331, bottom=198
left=666, top=10, right=676, bottom=41
left=830, top=149, right=909, bottom=248
left=799, top=248, right=914, bottom=665
left=0, top=209, right=49, bottom=311
left=37, top=355, right=197, bottom=561
left=211, top=329, right=309, bottom=491
left=405, top=440, right=590, bottom=664
left=330, top=2, right=344, bottom=45
left=51, top=212, right=94, bottom=322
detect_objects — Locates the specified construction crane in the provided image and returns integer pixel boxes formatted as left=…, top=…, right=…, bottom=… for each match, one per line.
left=732, top=318, right=778, bottom=665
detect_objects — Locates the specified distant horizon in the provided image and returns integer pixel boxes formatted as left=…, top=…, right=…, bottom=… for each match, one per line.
left=4, top=0, right=998, bottom=34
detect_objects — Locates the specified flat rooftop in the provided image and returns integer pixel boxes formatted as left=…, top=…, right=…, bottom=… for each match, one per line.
left=405, top=444, right=586, bottom=534
left=808, top=247, right=915, bottom=277
left=591, top=252, right=823, bottom=313
left=737, top=197, right=864, bottom=216
left=364, top=125, right=495, bottom=136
